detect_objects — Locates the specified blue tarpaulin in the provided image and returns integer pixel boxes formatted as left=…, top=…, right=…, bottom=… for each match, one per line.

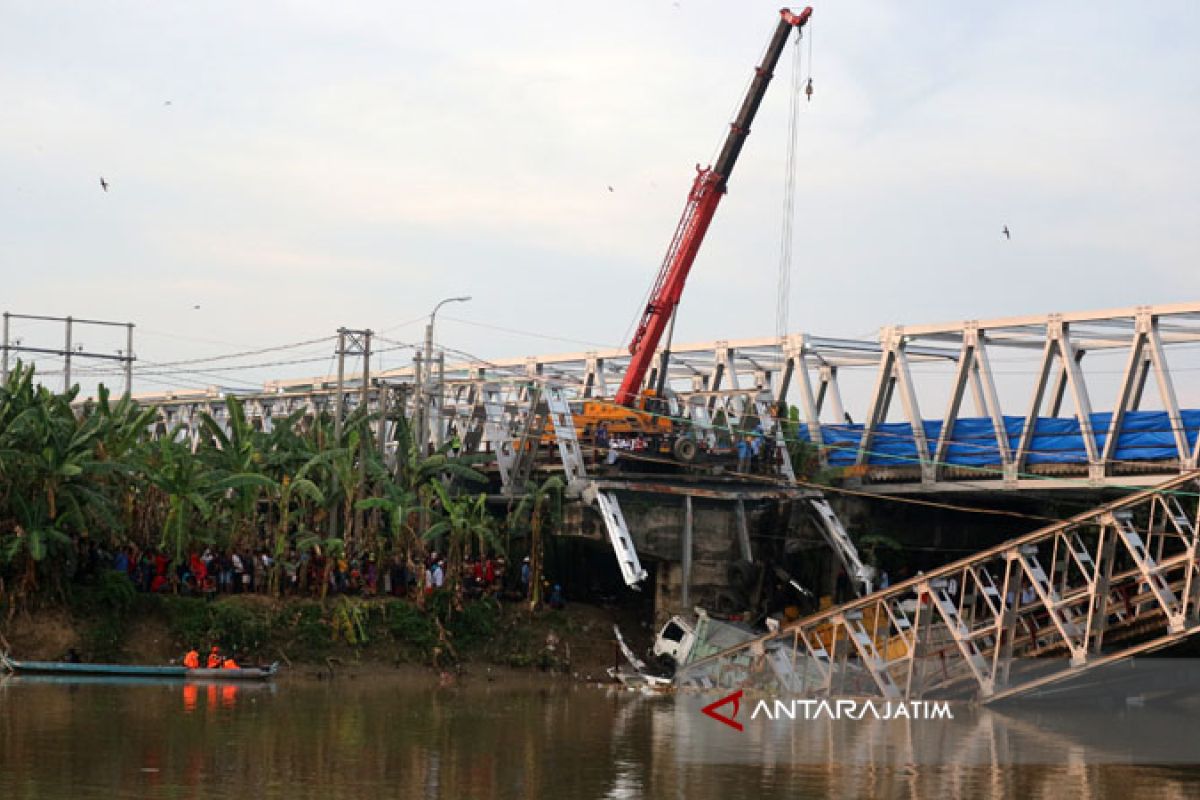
left=799, top=410, right=1200, bottom=468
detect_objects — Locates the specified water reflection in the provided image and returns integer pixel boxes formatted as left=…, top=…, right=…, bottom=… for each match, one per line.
left=0, top=676, right=1197, bottom=799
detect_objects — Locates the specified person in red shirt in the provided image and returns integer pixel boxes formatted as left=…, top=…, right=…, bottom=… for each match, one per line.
left=189, top=553, right=207, bottom=586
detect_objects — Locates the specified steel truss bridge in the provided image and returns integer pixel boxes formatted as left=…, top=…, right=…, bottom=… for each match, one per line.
left=674, top=471, right=1200, bottom=703
left=136, top=302, right=1200, bottom=495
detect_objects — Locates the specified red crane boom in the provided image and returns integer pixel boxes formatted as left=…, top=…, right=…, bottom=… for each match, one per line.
left=614, top=7, right=812, bottom=407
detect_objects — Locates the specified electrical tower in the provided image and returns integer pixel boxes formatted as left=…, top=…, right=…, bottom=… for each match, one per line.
left=2, top=312, right=135, bottom=394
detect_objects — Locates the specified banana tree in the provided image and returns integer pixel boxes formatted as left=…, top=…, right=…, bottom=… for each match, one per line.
left=511, top=475, right=564, bottom=610
left=1, top=495, right=73, bottom=597
left=355, top=480, right=421, bottom=563
left=143, top=436, right=275, bottom=566
left=423, top=484, right=499, bottom=611
left=267, top=452, right=330, bottom=595
left=199, top=395, right=271, bottom=547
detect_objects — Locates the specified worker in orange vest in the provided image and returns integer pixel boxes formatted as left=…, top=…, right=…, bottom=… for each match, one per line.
left=206, top=646, right=222, bottom=669
left=222, top=656, right=240, bottom=670
left=183, top=649, right=200, bottom=669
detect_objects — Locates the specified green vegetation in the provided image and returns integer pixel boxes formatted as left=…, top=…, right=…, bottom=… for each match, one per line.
left=33, top=590, right=567, bottom=671
left=0, top=362, right=551, bottom=613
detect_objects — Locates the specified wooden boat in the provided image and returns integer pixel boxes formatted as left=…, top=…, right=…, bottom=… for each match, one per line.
left=0, top=652, right=279, bottom=681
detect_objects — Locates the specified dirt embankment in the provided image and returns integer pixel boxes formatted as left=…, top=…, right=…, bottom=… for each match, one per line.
left=1, top=592, right=654, bottom=684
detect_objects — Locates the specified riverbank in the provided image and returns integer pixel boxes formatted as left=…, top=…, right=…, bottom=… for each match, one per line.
left=0, top=579, right=652, bottom=684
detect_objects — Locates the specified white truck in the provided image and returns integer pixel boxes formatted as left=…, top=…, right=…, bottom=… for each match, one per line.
left=609, top=608, right=760, bottom=688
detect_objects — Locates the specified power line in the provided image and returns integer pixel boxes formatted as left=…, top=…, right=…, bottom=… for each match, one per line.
left=439, top=315, right=618, bottom=350
left=130, top=335, right=337, bottom=370
left=377, top=313, right=431, bottom=336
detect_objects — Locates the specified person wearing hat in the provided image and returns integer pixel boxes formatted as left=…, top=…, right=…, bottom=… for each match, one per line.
left=206, top=646, right=222, bottom=669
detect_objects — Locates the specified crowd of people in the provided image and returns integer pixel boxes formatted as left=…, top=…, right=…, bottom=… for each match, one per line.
left=77, top=538, right=564, bottom=606
left=80, top=540, right=279, bottom=597
left=182, top=645, right=241, bottom=670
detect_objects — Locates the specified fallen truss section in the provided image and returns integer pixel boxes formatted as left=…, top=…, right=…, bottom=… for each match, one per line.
left=675, top=471, right=1200, bottom=703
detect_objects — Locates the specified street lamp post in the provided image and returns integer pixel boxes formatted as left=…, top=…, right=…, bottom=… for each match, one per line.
left=421, top=295, right=471, bottom=451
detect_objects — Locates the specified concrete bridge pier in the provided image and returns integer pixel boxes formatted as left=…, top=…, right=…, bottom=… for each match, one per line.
left=561, top=487, right=832, bottom=626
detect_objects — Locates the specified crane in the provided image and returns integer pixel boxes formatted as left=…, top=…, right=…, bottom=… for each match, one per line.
left=546, top=8, right=812, bottom=465
left=613, top=6, right=813, bottom=407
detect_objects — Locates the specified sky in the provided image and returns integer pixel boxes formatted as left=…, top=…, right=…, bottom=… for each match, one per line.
left=3, top=0, right=1200, bottom=406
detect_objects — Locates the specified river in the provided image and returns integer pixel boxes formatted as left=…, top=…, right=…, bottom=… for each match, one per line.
left=2, top=675, right=1198, bottom=799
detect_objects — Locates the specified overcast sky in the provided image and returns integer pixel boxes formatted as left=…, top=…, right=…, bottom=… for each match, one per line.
left=3, top=1, right=1199, bottom=402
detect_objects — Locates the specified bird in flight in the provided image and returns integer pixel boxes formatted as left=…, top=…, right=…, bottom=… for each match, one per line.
left=99, top=177, right=109, bottom=192
left=1002, top=225, right=1010, bottom=240
left=164, top=100, right=172, bottom=106
left=193, top=305, right=201, bottom=310
left=607, top=185, right=614, bottom=192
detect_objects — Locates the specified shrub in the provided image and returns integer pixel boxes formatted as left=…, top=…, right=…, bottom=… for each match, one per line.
left=209, top=601, right=268, bottom=654
left=160, top=596, right=268, bottom=655
left=384, top=601, right=436, bottom=654
left=71, top=570, right=137, bottom=614
left=448, top=600, right=498, bottom=647
left=161, top=596, right=210, bottom=645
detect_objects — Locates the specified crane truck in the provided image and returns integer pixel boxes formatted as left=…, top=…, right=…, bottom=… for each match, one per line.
left=560, top=8, right=813, bottom=466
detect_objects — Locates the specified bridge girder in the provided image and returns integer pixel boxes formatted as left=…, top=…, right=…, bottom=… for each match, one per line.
left=128, top=301, right=1200, bottom=493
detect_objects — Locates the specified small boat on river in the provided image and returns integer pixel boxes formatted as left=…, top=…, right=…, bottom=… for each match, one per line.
left=0, top=652, right=279, bottom=681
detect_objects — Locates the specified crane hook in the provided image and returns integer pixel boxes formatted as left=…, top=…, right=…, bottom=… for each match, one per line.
left=805, top=77, right=813, bottom=102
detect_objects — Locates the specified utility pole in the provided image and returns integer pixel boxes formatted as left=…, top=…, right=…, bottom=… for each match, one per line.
left=1, top=312, right=134, bottom=395
left=64, top=316, right=73, bottom=393
left=2, top=312, right=9, bottom=384
left=334, top=328, right=347, bottom=447
left=125, top=323, right=134, bottom=396
left=330, top=327, right=373, bottom=542
left=413, top=352, right=424, bottom=454
left=422, top=296, right=471, bottom=454
left=378, top=382, right=391, bottom=460
left=434, top=351, right=446, bottom=449
left=358, top=330, right=371, bottom=544
left=330, top=329, right=347, bottom=539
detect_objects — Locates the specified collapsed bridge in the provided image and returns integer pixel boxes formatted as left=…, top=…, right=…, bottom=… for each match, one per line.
left=675, top=471, right=1200, bottom=703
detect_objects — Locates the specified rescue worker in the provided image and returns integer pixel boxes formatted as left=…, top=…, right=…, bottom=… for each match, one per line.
left=183, top=648, right=200, bottom=669
left=206, top=646, right=222, bottom=669
left=222, top=656, right=240, bottom=670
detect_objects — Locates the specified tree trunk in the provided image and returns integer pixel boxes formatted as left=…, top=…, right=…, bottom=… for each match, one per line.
left=529, top=515, right=543, bottom=610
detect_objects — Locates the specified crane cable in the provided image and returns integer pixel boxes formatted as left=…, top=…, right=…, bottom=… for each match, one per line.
left=775, top=28, right=807, bottom=340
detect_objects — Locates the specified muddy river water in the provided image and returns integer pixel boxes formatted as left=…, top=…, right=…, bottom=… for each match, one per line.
left=1, top=674, right=1198, bottom=799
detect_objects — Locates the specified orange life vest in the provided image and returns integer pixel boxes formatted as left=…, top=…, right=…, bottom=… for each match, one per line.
left=183, top=650, right=200, bottom=669
left=222, top=658, right=240, bottom=670
left=206, top=652, right=222, bottom=669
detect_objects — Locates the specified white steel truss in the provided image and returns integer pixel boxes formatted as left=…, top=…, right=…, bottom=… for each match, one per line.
left=672, top=471, right=1200, bottom=703
left=125, top=301, right=1200, bottom=494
